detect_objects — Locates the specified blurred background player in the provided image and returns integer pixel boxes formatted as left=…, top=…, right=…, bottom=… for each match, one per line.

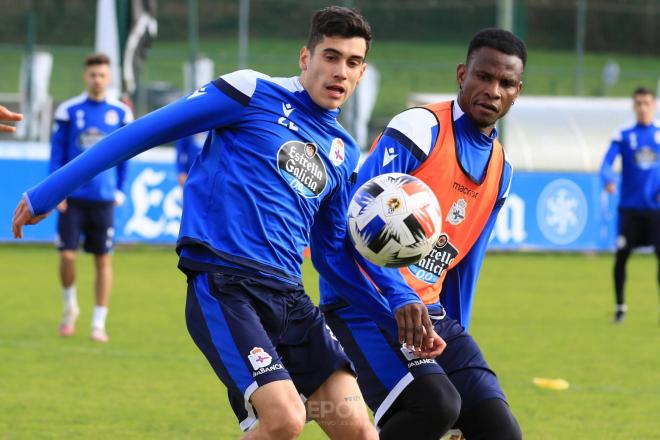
left=0, top=105, right=23, bottom=132
left=175, top=132, right=206, bottom=186
left=50, top=53, right=133, bottom=342
left=600, top=86, right=660, bottom=323
left=11, top=7, right=405, bottom=439
left=318, top=28, right=524, bottom=439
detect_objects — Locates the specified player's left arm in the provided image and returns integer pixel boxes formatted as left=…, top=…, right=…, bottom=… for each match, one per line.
left=114, top=106, right=134, bottom=205
left=441, top=161, right=513, bottom=331
left=310, top=174, right=398, bottom=336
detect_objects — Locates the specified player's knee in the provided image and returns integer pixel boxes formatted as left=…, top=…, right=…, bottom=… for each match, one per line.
left=407, top=375, right=461, bottom=429
left=260, top=405, right=306, bottom=440
left=457, top=398, right=521, bottom=440
left=433, top=382, right=461, bottom=429
left=60, top=250, right=76, bottom=263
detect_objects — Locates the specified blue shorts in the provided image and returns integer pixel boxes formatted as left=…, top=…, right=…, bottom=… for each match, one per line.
left=185, top=270, right=353, bottom=431
left=56, top=199, right=114, bottom=254
left=324, top=304, right=506, bottom=427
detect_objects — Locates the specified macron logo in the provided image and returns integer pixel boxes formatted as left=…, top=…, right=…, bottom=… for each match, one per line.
left=282, top=102, right=295, bottom=117
left=383, top=147, right=398, bottom=166
left=187, top=87, right=207, bottom=100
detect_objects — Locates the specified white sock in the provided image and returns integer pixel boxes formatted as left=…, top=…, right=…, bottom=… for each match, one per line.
left=92, top=306, right=108, bottom=330
left=62, top=285, right=78, bottom=310
left=616, top=304, right=628, bottom=312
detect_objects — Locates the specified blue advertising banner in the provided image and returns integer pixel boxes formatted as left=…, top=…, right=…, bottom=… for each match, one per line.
left=0, top=143, right=182, bottom=245
left=489, top=171, right=619, bottom=251
left=0, top=143, right=620, bottom=251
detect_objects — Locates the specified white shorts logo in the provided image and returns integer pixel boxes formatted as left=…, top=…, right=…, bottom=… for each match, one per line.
left=248, top=347, right=272, bottom=370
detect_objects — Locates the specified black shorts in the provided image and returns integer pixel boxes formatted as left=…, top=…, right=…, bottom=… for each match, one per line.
left=56, top=199, right=114, bottom=254
left=617, top=208, right=660, bottom=250
left=185, top=270, right=354, bottom=431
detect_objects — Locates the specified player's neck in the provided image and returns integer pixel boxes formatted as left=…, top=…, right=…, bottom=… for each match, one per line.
left=87, top=90, right=107, bottom=102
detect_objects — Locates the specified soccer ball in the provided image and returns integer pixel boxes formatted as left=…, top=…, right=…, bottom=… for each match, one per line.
left=348, top=173, right=442, bottom=268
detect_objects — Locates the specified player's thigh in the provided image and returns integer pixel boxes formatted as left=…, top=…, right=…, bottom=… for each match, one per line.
left=276, top=291, right=355, bottom=399
left=324, top=305, right=445, bottom=427
left=56, top=202, right=83, bottom=251
left=617, top=209, right=645, bottom=249
left=82, top=201, right=114, bottom=254
left=306, top=368, right=377, bottom=440
left=434, top=318, right=507, bottom=411
left=248, top=380, right=306, bottom=434
left=185, top=271, right=292, bottom=429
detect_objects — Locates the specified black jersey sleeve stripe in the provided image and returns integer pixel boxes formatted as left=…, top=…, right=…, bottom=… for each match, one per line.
left=212, top=77, right=251, bottom=106
left=381, top=127, right=428, bottom=163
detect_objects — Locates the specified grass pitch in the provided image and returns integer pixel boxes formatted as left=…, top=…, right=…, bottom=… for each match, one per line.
left=1, top=245, right=658, bottom=439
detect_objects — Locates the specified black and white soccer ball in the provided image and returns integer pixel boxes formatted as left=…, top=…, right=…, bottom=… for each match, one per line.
left=348, top=173, right=442, bottom=268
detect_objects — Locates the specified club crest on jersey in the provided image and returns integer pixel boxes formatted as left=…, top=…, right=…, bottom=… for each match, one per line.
left=634, top=146, right=657, bottom=169
left=104, top=109, right=119, bottom=126
left=329, top=138, right=345, bottom=166
left=248, top=347, right=272, bottom=370
left=408, top=233, right=459, bottom=284
left=78, top=127, right=105, bottom=149
left=277, top=140, right=328, bottom=198
left=446, top=199, right=467, bottom=225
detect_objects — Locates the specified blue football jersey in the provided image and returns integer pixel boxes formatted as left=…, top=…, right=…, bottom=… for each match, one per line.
left=50, top=93, right=133, bottom=201
left=317, top=103, right=513, bottom=330
left=26, top=70, right=378, bottom=292
left=600, top=120, right=660, bottom=210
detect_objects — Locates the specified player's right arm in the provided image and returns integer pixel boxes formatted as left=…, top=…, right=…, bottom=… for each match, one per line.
left=351, top=108, right=441, bottom=346
left=600, top=129, right=623, bottom=194
left=315, top=108, right=444, bottom=353
left=12, top=70, right=258, bottom=238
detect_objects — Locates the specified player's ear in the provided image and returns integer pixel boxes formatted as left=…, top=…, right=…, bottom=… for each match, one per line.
left=356, top=63, right=367, bottom=84
left=456, top=63, right=466, bottom=90
left=299, top=47, right=309, bottom=71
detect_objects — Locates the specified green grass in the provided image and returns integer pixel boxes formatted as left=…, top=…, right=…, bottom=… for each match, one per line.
left=1, top=245, right=659, bottom=439
left=1, top=38, right=659, bottom=119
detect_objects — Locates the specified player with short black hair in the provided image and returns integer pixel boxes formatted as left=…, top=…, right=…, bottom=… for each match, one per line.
left=318, top=28, right=525, bottom=439
left=466, top=27, right=527, bottom=68
left=50, top=52, right=133, bottom=343
left=12, top=7, right=440, bottom=439
left=600, top=86, right=660, bottom=323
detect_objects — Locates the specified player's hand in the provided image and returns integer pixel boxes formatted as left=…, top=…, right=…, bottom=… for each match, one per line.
left=56, top=200, right=68, bottom=213
left=418, top=331, right=446, bottom=358
left=12, top=197, right=50, bottom=239
left=178, top=172, right=188, bottom=187
left=605, top=182, right=616, bottom=194
left=114, top=190, right=126, bottom=206
left=394, top=302, right=434, bottom=352
left=0, top=105, right=22, bottom=133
